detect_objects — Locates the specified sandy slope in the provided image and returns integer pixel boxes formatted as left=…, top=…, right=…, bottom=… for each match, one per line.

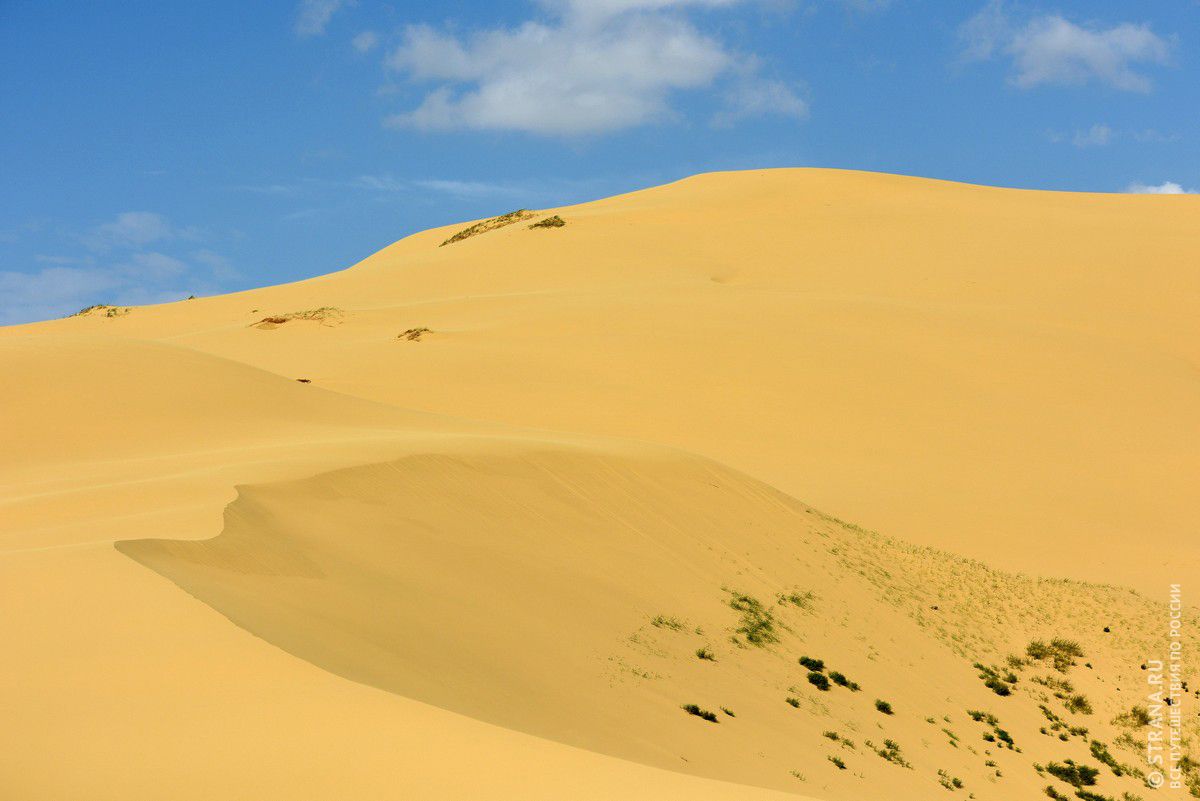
left=11, top=168, right=1195, bottom=590
left=2, top=169, right=1198, bottom=800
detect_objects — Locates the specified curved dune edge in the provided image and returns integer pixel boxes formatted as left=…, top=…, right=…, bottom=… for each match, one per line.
left=118, top=444, right=1192, bottom=799
left=0, top=542, right=811, bottom=801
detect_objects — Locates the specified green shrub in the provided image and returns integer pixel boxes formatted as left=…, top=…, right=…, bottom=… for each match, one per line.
left=1089, top=741, right=1123, bottom=776
left=807, top=672, right=831, bottom=691
left=1045, top=760, right=1099, bottom=788
left=829, top=670, right=860, bottom=690
left=1065, top=694, right=1093, bottom=715
left=875, top=699, right=894, bottom=715
left=799, top=656, right=825, bottom=671
left=681, top=704, right=719, bottom=723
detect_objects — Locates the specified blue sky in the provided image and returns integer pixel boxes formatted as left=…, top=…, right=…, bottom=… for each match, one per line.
left=1, top=0, right=1196, bottom=324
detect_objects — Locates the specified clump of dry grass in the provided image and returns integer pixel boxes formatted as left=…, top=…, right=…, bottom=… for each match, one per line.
left=71, top=304, right=130, bottom=318
left=441, top=210, right=535, bottom=246
left=253, top=307, right=342, bottom=328
left=399, top=327, right=432, bottom=342
left=528, top=215, right=565, bottom=229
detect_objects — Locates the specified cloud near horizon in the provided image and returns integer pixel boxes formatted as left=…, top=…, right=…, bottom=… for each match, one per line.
left=0, top=211, right=237, bottom=325
left=383, top=0, right=805, bottom=136
left=1125, top=181, right=1195, bottom=195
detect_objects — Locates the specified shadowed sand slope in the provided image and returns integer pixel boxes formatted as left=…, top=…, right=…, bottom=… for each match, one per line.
left=13, top=168, right=1196, bottom=591
left=119, top=446, right=1195, bottom=799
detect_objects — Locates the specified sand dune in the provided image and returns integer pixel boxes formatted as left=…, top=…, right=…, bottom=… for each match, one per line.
left=12, top=168, right=1195, bottom=590
left=2, top=169, right=1197, bottom=799
left=118, top=446, right=1184, bottom=798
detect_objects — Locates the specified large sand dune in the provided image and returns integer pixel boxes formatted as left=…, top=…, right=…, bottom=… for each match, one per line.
left=2, top=169, right=1197, bottom=799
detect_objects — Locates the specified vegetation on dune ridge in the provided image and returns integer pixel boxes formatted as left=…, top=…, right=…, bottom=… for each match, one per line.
left=70, top=304, right=130, bottom=318
left=440, top=209, right=535, bottom=246
left=529, top=214, right=566, bottom=229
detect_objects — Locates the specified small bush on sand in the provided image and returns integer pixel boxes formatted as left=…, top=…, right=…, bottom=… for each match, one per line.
left=875, top=699, right=894, bottom=715
left=682, top=704, right=719, bottom=723
left=1045, top=760, right=1099, bottom=788
left=808, top=671, right=831, bottom=691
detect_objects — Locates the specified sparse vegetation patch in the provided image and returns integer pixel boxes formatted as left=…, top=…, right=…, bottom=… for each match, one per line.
left=528, top=215, right=565, bottom=229
left=254, top=307, right=342, bottom=328
left=728, top=592, right=778, bottom=646
left=441, top=210, right=535, bottom=246
left=870, top=738, right=912, bottom=768
left=1026, top=639, right=1085, bottom=673
left=399, top=327, right=432, bottom=341
left=71, top=304, right=130, bottom=318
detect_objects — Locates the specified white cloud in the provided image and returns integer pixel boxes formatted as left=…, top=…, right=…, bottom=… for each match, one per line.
left=961, top=2, right=1171, bottom=92
left=383, top=2, right=799, bottom=136
left=352, top=30, right=379, bottom=53
left=1072, top=123, right=1112, bottom=147
left=1125, top=181, right=1195, bottom=195
left=295, top=0, right=352, bottom=39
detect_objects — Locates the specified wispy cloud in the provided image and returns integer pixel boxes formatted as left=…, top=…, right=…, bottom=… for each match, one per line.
left=230, top=183, right=303, bottom=196
left=82, top=211, right=176, bottom=250
left=353, top=174, right=526, bottom=198
left=1072, top=123, right=1112, bottom=148
left=960, top=2, right=1172, bottom=92
left=383, top=1, right=803, bottom=136
left=352, top=30, right=379, bottom=53
left=0, top=257, right=215, bottom=325
left=1125, top=181, right=1195, bottom=195
left=294, top=0, right=353, bottom=39
left=2, top=212, right=236, bottom=325
left=713, top=78, right=807, bottom=127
